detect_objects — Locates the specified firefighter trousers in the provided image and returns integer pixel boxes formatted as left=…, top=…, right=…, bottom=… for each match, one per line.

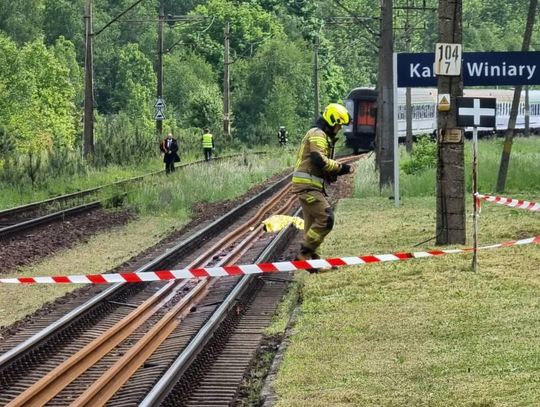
left=296, top=190, right=334, bottom=255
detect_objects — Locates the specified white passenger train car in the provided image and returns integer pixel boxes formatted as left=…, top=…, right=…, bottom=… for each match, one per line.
left=396, top=88, right=540, bottom=137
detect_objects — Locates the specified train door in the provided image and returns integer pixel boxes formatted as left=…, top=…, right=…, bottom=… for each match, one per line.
left=356, top=100, right=376, bottom=133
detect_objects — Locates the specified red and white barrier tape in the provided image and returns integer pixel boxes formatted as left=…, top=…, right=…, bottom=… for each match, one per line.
left=475, top=193, right=540, bottom=213
left=2, top=236, right=539, bottom=284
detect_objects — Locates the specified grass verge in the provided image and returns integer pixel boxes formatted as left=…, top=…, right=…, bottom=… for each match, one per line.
left=273, top=196, right=540, bottom=406
left=0, top=216, right=183, bottom=328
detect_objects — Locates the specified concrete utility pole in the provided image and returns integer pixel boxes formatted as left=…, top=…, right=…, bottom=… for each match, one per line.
left=313, top=35, right=320, bottom=121
left=83, top=0, right=146, bottom=159
left=436, top=0, right=465, bottom=245
left=376, top=0, right=395, bottom=187
left=83, top=0, right=94, bottom=159
left=156, top=2, right=164, bottom=138
left=223, top=22, right=231, bottom=138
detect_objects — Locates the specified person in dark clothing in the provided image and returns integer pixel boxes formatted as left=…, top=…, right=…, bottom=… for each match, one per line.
left=160, top=133, right=180, bottom=174
left=278, top=126, right=288, bottom=146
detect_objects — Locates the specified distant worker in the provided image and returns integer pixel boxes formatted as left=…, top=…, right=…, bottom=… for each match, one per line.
left=278, top=126, right=288, bottom=146
left=202, top=128, right=214, bottom=161
left=160, top=132, right=180, bottom=174
left=292, top=103, right=354, bottom=272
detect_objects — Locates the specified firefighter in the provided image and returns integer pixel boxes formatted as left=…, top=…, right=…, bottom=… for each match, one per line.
left=278, top=126, right=288, bottom=146
left=202, top=128, right=214, bottom=161
left=292, top=103, right=354, bottom=272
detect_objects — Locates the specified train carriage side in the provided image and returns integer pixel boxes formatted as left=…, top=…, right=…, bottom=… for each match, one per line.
left=344, top=88, right=377, bottom=153
left=344, top=87, right=540, bottom=154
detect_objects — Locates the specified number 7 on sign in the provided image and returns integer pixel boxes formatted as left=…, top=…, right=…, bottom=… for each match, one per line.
left=435, top=43, right=462, bottom=76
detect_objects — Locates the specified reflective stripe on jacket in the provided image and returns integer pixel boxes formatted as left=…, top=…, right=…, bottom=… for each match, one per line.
left=291, top=127, right=341, bottom=192
left=202, top=133, right=213, bottom=148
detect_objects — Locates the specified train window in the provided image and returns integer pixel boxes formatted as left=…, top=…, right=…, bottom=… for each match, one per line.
left=357, top=101, right=376, bottom=126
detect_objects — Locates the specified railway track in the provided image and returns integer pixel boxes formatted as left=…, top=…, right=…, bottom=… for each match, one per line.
left=0, top=154, right=359, bottom=406
left=0, top=152, right=266, bottom=240
left=0, top=172, right=296, bottom=406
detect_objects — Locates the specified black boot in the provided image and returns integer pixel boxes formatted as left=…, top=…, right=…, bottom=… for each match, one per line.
left=295, top=246, right=319, bottom=273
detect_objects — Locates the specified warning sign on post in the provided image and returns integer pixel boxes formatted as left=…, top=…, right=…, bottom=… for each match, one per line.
left=437, top=93, right=451, bottom=111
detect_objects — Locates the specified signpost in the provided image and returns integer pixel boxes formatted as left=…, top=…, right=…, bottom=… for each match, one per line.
left=154, top=97, right=165, bottom=121
left=457, top=97, right=496, bottom=271
left=434, top=43, right=462, bottom=76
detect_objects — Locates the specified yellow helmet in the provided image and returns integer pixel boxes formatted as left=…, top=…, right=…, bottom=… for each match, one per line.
left=322, top=103, right=351, bottom=126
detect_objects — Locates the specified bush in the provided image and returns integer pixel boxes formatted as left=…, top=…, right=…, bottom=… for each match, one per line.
left=93, top=113, right=157, bottom=168
left=401, top=135, right=437, bottom=175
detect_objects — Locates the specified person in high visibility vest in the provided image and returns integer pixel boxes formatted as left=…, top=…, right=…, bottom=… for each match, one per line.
left=292, top=103, right=354, bottom=272
left=201, top=128, right=214, bottom=161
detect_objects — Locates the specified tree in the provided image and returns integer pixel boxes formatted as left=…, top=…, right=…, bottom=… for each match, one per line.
left=112, top=43, right=156, bottom=125
left=495, top=0, right=538, bottom=193
left=163, top=50, right=222, bottom=130
left=0, top=36, right=77, bottom=153
left=183, top=0, right=285, bottom=66
left=232, top=39, right=312, bottom=145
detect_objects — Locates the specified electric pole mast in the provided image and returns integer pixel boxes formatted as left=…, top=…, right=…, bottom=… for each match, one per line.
left=156, top=2, right=164, bottom=138
left=223, top=22, right=231, bottom=138
left=436, top=0, right=465, bottom=245
left=83, top=0, right=94, bottom=159
left=376, top=0, right=395, bottom=187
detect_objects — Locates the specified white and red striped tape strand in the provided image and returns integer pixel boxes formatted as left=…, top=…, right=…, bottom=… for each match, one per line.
left=475, top=193, right=540, bottom=212
left=2, top=236, right=539, bottom=285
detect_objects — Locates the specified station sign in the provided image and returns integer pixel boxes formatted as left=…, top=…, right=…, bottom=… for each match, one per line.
left=397, top=51, right=540, bottom=87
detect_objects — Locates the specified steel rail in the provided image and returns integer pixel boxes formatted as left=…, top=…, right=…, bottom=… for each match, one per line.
left=0, top=151, right=268, bottom=219
left=0, top=172, right=290, bottom=372
left=140, top=206, right=298, bottom=406
left=67, top=187, right=295, bottom=406
left=4, top=175, right=293, bottom=406
left=0, top=201, right=102, bottom=239
left=140, top=158, right=359, bottom=405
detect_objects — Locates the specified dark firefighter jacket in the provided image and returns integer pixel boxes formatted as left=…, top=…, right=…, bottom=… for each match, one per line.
left=291, top=122, right=350, bottom=194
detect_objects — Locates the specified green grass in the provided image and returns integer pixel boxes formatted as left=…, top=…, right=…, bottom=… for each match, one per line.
left=0, top=159, right=162, bottom=210
left=128, top=152, right=294, bottom=219
left=273, top=193, right=540, bottom=406
left=0, top=149, right=279, bottom=210
left=0, top=216, right=183, bottom=328
left=355, top=136, right=540, bottom=199
left=273, top=135, right=540, bottom=406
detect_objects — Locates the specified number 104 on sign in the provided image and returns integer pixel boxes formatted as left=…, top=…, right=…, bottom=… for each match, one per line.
left=435, top=43, right=462, bottom=76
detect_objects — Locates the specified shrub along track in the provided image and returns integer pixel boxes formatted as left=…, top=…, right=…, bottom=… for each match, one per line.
left=0, top=155, right=359, bottom=406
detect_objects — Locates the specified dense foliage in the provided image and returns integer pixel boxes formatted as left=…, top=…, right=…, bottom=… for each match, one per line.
left=0, top=0, right=538, bottom=185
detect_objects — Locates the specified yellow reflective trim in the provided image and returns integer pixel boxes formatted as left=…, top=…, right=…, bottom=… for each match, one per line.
left=310, top=138, right=328, bottom=147
left=310, top=136, right=327, bottom=142
left=202, top=133, right=213, bottom=148
left=324, top=160, right=339, bottom=172
left=292, top=176, right=323, bottom=189
left=307, top=229, right=322, bottom=241
left=305, top=194, right=316, bottom=203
